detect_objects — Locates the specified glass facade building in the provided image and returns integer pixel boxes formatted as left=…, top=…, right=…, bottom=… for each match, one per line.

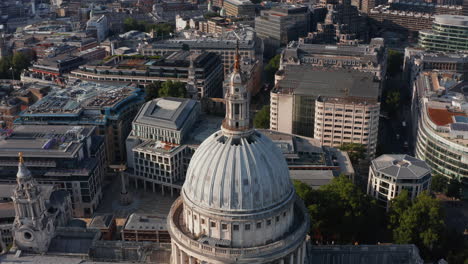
left=419, top=15, right=468, bottom=52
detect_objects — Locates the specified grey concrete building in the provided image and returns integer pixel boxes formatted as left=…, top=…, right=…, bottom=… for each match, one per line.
left=255, top=5, right=311, bottom=52
left=126, top=98, right=200, bottom=196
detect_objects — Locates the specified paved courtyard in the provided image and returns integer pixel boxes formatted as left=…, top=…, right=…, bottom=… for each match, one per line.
left=96, top=176, right=178, bottom=219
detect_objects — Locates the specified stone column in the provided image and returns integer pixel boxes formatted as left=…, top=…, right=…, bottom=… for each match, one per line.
left=171, top=244, right=177, bottom=264
left=301, top=241, right=306, bottom=264
left=189, top=256, right=195, bottom=264
left=289, top=253, right=294, bottom=264
left=180, top=250, right=187, bottom=264
left=174, top=245, right=181, bottom=264
left=279, top=258, right=285, bottom=264
left=296, top=247, right=301, bottom=264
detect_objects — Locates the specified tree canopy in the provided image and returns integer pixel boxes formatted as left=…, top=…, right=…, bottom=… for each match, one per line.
left=157, top=80, right=187, bottom=98
left=253, top=105, right=270, bottom=129
left=0, top=51, right=35, bottom=80
left=384, top=89, right=401, bottom=116
left=431, top=174, right=448, bottom=193
left=389, top=191, right=445, bottom=259
left=446, top=178, right=462, bottom=199
left=264, top=54, right=281, bottom=85
left=339, top=143, right=366, bottom=165
left=387, top=49, right=403, bottom=77
left=123, top=18, right=174, bottom=35
left=144, top=82, right=161, bottom=101
left=294, top=175, right=385, bottom=244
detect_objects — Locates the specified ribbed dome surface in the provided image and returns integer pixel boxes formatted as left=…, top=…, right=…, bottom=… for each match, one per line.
left=183, top=130, right=293, bottom=212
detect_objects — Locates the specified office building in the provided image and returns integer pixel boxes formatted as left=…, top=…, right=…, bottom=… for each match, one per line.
left=404, top=47, right=468, bottom=81
left=139, top=28, right=260, bottom=75
left=271, top=67, right=380, bottom=157
left=411, top=71, right=468, bottom=197
left=0, top=125, right=105, bottom=217
left=86, top=15, right=109, bottom=43
left=16, top=82, right=144, bottom=165
left=367, top=154, right=431, bottom=209
left=222, top=0, right=256, bottom=17
left=126, top=98, right=200, bottom=196
left=167, top=47, right=309, bottom=264
left=70, top=51, right=224, bottom=99
left=255, top=5, right=311, bottom=51
left=281, top=38, right=387, bottom=82
left=314, top=94, right=380, bottom=158
left=419, top=15, right=468, bottom=52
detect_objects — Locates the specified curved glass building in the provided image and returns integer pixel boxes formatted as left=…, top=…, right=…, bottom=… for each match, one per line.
left=419, top=15, right=468, bottom=52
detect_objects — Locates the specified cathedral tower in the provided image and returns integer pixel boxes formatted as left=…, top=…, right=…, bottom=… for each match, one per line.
left=12, top=153, right=55, bottom=253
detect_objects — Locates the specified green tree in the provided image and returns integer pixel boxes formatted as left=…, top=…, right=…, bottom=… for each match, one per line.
left=204, top=12, right=219, bottom=19
left=384, top=89, right=401, bottom=115
left=389, top=191, right=445, bottom=259
left=387, top=49, right=403, bottom=77
left=253, top=105, right=270, bottom=129
left=388, top=190, right=412, bottom=231
left=146, top=23, right=174, bottom=36
left=431, top=174, right=448, bottom=193
left=0, top=51, right=35, bottom=79
left=446, top=178, right=462, bottom=199
left=144, top=82, right=161, bottom=101
left=308, top=175, right=385, bottom=243
left=264, top=54, right=280, bottom=84
left=0, top=56, right=12, bottom=79
left=292, top=180, right=313, bottom=204
left=158, top=80, right=187, bottom=98
left=123, top=18, right=144, bottom=32
left=339, top=143, right=366, bottom=165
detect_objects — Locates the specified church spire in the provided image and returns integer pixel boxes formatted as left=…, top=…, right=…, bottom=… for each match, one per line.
left=17, top=152, right=31, bottom=180
left=233, top=40, right=240, bottom=72
left=221, top=41, right=252, bottom=137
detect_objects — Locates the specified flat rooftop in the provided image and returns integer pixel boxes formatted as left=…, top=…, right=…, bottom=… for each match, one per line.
left=124, top=213, right=167, bottom=231
left=22, top=82, right=139, bottom=116
left=0, top=125, right=93, bottom=158
left=427, top=107, right=466, bottom=126
left=134, top=97, right=198, bottom=130
left=275, top=66, right=380, bottom=102
left=435, top=15, right=468, bottom=26
left=134, top=140, right=184, bottom=154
